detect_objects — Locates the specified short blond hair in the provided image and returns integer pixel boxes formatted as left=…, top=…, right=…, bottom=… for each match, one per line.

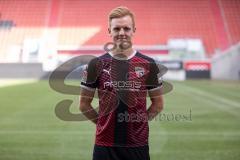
left=108, top=6, right=135, bottom=28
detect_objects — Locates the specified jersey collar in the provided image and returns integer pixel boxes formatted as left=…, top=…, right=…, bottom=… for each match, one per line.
left=108, top=50, right=137, bottom=60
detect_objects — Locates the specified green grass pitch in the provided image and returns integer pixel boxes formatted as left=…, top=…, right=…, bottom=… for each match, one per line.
left=0, top=80, right=240, bottom=160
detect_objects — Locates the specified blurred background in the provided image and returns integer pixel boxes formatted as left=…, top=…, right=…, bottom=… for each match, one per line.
left=0, top=0, right=239, bottom=160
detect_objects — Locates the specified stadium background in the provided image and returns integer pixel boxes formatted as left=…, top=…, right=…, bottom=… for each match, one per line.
left=0, top=0, right=239, bottom=159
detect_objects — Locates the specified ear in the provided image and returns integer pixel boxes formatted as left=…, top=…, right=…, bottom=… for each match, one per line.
left=108, top=28, right=112, bottom=37
left=133, top=27, right=136, bottom=33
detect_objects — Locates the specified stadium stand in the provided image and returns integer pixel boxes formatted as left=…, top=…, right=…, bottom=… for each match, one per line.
left=0, top=0, right=49, bottom=61
left=220, top=0, right=240, bottom=46
left=0, top=1, right=239, bottom=58
left=57, top=0, right=240, bottom=56
left=0, top=0, right=239, bottom=79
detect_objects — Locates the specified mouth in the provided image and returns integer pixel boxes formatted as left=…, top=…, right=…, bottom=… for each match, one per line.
left=116, top=38, right=128, bottom=41
left=117, top=35, right=128, bottom=38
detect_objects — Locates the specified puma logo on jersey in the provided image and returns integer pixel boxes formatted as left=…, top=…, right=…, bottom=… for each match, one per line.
left=103, top=68, right=111, bottom=75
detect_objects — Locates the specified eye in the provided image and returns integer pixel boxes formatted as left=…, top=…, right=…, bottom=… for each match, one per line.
left=113, top=27, right=121, bottom=32
left=123, top=27, right=131, bottom=32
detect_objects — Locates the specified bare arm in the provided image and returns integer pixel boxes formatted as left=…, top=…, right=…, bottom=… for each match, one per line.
left=147, top=88, right=164, bottom=121
left=79, top=88, right=98, bottom=124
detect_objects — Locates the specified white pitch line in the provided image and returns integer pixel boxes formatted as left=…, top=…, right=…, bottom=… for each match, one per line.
left=180, top=84, right=240, bottom=109
left=0, top=79, right=37, bottom=88
left=177, top=84, right=240, bottom=117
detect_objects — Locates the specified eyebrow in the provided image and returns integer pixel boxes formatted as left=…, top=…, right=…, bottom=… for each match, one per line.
left=112, top=26, right=132, bottom=30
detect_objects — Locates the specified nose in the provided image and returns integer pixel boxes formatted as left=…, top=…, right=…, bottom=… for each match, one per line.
left=119, top=28, right=125, bottom=35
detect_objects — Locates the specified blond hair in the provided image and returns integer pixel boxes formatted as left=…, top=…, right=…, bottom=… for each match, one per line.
left=108, top=6, right=135, bottom=28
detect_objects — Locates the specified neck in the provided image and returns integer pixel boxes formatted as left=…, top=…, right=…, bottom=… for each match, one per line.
left=111, top=47, right=135, bottom=58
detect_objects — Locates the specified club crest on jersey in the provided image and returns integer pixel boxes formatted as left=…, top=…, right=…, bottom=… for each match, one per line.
left=135, top=67, right=145, bottom=78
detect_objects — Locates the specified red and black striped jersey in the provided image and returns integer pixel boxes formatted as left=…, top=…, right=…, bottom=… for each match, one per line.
left=81, top=51, right=162, bottom=147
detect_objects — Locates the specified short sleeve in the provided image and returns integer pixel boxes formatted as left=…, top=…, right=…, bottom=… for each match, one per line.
left=146, top=61, right=163, bottom=90
left=80, top=58, right=100, bottom=90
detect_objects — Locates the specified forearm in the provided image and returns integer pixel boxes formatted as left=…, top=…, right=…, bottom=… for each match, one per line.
left=80, top=103, right=98, bottom=124
left=147, top=102, right=163, bottom=121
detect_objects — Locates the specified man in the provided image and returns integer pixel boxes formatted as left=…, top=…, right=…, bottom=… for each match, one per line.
left=80, top=6, right=163, bottom=160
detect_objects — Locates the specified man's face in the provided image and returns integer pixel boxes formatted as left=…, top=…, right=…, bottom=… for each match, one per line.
left=109, top=15, right=135, bottom=44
